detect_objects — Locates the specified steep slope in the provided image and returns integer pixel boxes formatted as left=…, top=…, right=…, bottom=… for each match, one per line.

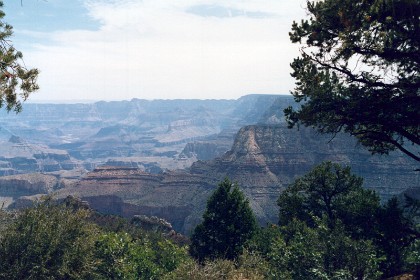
left=56, top=166, right=215, bottom=232
left=0, top=136, right=81, bottom=176
left=0, top=95, right=282, bottom=174
left=3, top=95, right=417, bottom=234
left=191, top=125, right=419, bottom=221
left=52, top=124, right=419, bottom=234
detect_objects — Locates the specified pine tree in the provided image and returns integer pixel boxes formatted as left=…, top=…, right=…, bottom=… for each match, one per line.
left=284, top=0, right=420, bottom=161
left=190, top=178, right=257, bottom=262
left=0, top=1, right=39, bottom=112
left=277, top=161, right=380, bottom=238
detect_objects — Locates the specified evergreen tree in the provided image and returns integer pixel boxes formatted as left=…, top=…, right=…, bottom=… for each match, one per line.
left=376, top=197, right=420, bottom=278
left=277, top=162, right=420, bottom=278
left=190, top=178, right=257, bottom=262
left=284, top=0, right=420, bottom=161
left=277, top=161, right=380, bottom=238
left=0, top=1, right=39, bottom=112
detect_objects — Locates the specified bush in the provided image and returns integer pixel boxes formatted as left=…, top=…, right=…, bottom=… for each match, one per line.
left=94, top=232, right=190, bottom=280
left=164, top=255, right=266, bottom=280
left=0, top=197, right=98, bottom=279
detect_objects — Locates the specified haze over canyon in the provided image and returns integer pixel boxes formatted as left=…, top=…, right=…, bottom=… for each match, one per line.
left=0, top=94, right=418, bottom=234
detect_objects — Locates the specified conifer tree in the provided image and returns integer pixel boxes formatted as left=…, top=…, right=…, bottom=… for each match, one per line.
left=285, top=0, right=420, bottom=161
left=0, top=1, right=39, bottom=112
left=190, top=178, right=257, bottom=262
left=277, top=161, right=380, bottom=238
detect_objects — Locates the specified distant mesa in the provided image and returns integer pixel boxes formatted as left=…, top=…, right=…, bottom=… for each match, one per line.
left=8, top=135, right=23, bottom=144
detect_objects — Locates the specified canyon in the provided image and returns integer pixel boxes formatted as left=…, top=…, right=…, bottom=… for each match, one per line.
left=0, top=95, right=418, bottom=234
left=0, top=95, right=284, bottom=175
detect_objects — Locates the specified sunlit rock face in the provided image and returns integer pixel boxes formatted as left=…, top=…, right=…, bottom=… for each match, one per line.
left=0, top=94, right=283, bottom=175
left=1, top=94, right=418, bottom=234
left=190, top=124, right=419, bottom=227
left=53, top=124, right=418, bottom=234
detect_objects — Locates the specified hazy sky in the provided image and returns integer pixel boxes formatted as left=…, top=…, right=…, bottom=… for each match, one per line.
left=4, top=0, right=307, bottom=101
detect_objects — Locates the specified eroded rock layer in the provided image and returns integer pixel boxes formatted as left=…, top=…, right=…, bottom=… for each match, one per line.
left=55, top=125, right=419, bottom=234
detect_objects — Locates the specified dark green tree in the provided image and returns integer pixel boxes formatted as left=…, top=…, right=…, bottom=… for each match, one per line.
left=277, top=161, right=380, bottom=238
left=0, top=1, right=39, bottom=112
left=277, top=162, right=420, bottom=278
left=284, top=0, right=420, bottom=161
left=190, top=178, right=257, bottom=262
left=268, top=218, right=382, bottom=280
left=376, top=197, right=420, bottom=278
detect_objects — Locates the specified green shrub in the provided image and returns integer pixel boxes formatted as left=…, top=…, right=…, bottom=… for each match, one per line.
left=164, top=256, right=265, bottom=280
left=94, top=231, right=190, bottom=280
left=0, top=197, right=98, bottom=279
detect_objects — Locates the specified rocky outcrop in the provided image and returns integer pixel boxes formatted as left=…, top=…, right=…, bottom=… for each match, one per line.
left=0, top=136, right=81, bottom=176
left=180, top=142, right=219, bottom=161
left=0, top=174, right=60, bottom=208
left=179, top=128, right=238, bottom=161
left=0, top=95, right=282, bottom=176
left=2, top=95, right=417, bottom=234
left=131, top=215, right=173, bottom=233
left=191, top=125, right=419, bottom=221
left=55, top=166, right=213, bottom=233
left=0, top=171, right=85, bottom=208
left=0, top=173, right=59, bottom=197
left=54, top=125, right=419, bottom=235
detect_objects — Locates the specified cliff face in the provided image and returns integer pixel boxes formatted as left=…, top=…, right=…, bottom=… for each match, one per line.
left=0, top=173, right=60, bottom=208
left=0, top=173, right=59, bottom=196
left=2, top=95, right=417, bottom=234
left=51, top=124, right=418, bottom=235
left=191, top=125, right=419, bottom=221
left=56, top=166, right=215, bottom=233
left=0, top=95, right=281, bottom=175
left=0, top=136, right=81, bottom=176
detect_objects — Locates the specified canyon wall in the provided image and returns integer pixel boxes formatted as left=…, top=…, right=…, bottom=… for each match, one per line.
left=53, top=124, right=419, bottom=234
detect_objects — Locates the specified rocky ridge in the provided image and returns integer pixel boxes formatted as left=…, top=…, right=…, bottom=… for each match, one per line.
left=54, top=124, right=419, bottom=234
left=1, top=95, right=418, bottom=235
left=0, top=95, right=282, bottom=175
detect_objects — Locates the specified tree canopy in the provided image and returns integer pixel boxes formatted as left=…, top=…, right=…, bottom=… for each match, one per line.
left=0, top=1, right=39, bottom=112
left=284, top=0, right=420, bottom=161
left=277, top=161, right=380, bottom=238
left=276, top=161, right=420, bottom=278
left=189, top=178, right=257, bottom=262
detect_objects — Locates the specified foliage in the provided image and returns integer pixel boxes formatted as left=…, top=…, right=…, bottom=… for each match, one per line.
left=0, top=197, right=191, bottom=280
left=164, top=252, right=267, bottom=280
left=0, top=1, right=39, bottom=112
left=190, top=178, right=258, bottom=262
left=94, top=232, right=161, bottom=280
left=248, top=219, right=382, bottom=279
left=277, top=218, right=382, bottom=280
left=247, top=225, right=284, bottom=257
left=284, top=0, right=420, bottom=161
left=277, top=161, right=380, bottom=238
left=0, top=197, right=98, bottom=279
left=376, top=197, right=420, bottom=278
left=90, top=223, right=190, bottom=279
left=405, top=238, right=420, bottom=279
left=404, top=194, right=420, bottom=278
left=275, top=162, right=420, bottom=278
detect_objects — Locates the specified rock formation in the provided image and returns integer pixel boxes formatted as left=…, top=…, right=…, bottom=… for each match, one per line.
left=0, top=136, right=81, bottom=176
left=53, top=124, right=419, bottom=234
left=1, top=95, right=418, bottom=235
left=0, top=95, right=281, bottom=175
